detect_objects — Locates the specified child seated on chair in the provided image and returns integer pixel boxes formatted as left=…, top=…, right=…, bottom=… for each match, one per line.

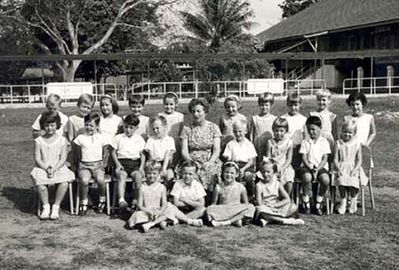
left=170, top=161, right=206, bottom=219
left=111, top=114, right=145, bottom=211
left=299, top=115, right=331, bottom=215
left=31, top=110, right=75, bottom=220
left=206, top=161, right=255, bottom=227
left=74, top=112, right=110, bottom=215
left=255, top=158, right=304, bottom=226
left=222, top=119, right=257, bottom=200
left=144, top=115, right=175, bottom=189
left=265, top=117, right=295, bottom=196
left=333, top=121, right=368, bottom=215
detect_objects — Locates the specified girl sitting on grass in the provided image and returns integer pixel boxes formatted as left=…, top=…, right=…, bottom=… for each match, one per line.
left=206, top=161, right=255, bottom=227
left=255, top=158, right=304, bottom=226
left=31, top=110, right=75, bottom=220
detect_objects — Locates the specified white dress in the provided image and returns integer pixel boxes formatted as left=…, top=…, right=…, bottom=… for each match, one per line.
left=251, top=114, right=276, bottom=160
left=31, top=136, right=75, bottom=185
left=344, top=114, right=373, bottom=145
left=268, top=137, right=295, bottom=185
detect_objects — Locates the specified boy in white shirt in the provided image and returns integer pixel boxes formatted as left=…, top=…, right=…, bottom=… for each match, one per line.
left=74, top=112, right=110, bottom=215
left=299, top=115, right=331, bottom=215
left=170, top=161, right=206, bottom=219
left=223, top=119, right=257, bottom=199
left=111, top=114, right=146, bottom=211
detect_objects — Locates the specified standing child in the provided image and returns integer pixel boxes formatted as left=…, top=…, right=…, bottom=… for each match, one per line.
left=31, top=111, right=75, bottom=220
left=255, top=158, right=304, bottom=226
left=32, top=93, right=69, bottom=139
left=249, top=92, right=277, bottom=165
left=223, top=119, right=257, bottom=199
left=309, top=89, right=337, bottom=150
left=128, top=94, right=149, bottom=139
left=219, top=95, right=247, bottom=152
left=265, top=117, right=295, bottom=196
left=299, top=116, right=331, bottom=215
left=64, top=94, right=95, bottom=171
left=74, top=112, right=110, bottom=215
left=159, top=92, right=184, bottom=166
left=344, top=92, right=376, bottom=147
left=281, top=92, right=307, bottom=170
left=111, top=114, right=146, bottom=211
left=99, top=95, right=122, bottom=137
left=144, top=115, right=176, bottom=189
left=334, top=121, right=367, bottom=215
left=206, top=162, right=255, bottom=227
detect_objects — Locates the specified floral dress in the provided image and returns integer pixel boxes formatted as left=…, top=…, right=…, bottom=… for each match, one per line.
left=180, top=121, right=222, bottom=191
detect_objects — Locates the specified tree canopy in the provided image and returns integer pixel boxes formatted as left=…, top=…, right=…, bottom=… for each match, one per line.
left=279, top=0, right=318, bottom=18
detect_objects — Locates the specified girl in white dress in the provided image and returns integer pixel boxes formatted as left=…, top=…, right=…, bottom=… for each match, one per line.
left=31, top=111, right=75, bottom=220
left=255, top=158, right=304, bottom=226
left=206, top=162, right=255, bottom=227
left=344, top=92, right=376, bottom=147
left=333, top=122, right=367, bottom=215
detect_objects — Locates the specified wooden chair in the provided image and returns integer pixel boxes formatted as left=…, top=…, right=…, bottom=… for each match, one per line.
left=35, top=181, right=75, bottom=216
left=75, top=175, right=112, bottom=215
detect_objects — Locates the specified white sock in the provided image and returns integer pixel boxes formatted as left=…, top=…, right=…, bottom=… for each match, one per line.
left=99, top=196, right=106, bottom=203
left=81, top=199, right=88, bottom=205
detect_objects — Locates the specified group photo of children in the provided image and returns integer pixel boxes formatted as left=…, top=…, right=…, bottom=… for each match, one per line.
left=31, top=89, right=376, bottom=233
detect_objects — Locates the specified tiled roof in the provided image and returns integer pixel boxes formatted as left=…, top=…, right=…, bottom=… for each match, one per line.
left=257, top=0, right=399, bottom=43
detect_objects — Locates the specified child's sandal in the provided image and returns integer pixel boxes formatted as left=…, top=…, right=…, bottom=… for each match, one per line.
left=78, top=205, right=88, bottom=216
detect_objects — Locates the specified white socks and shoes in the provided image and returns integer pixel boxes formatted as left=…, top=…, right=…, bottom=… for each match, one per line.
left=349, top=196, right=358, bottom=214
left=282, top=218, right=305, bottom=226
left=40, top=204, right=50, bottom=220
left=188, top=219, right=203, bottom=227
left=337, top=198, right=347, bottom=215
left=50, top=205, right=60, bottom=220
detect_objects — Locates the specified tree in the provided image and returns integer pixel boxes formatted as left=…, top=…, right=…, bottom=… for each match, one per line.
left=181, top=0, right=255, bottom=52
left=0, top=0, right=178, bottom=82
left=279, top=0, right=318, bottom=18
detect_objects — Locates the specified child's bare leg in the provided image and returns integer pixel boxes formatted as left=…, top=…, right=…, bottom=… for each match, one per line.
left=78, top=169, right=92, bottom=204
left=173, top=207, right=203, bottom=226
left=37, top=185, right=49, bottom=206
left=284, top=182, right=293, bottom=197
left=314, top=173, right=330, bottom=214
left=116, top=170, right=127, bottom=203
left=53, top=182, right=68, bottom=206
left=131, top=170, right=143, bottom=205
left=244, top=172, right=255, bottom=199
left=339, top=186, right=347, bottom=199
left=163, top=169, right=175, bottom=190
left=94, top=169, right=106, bottom=198
left=337, top=186, right=348, bottom=214
left=186, top=206, right=206, bottom=219
left=142, top=215, right=167, bottom=233
left=301, top=172, right=312, bottom=211
left=348, top=187, right=359, bottom=214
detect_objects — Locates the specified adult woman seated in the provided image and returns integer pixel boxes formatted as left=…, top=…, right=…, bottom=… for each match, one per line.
left=180, top=98, right=222, bottom=197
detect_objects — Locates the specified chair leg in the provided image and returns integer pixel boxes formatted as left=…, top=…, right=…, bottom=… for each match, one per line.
left=75, top=183, right=80, bottom=215
left=295, top=182, right=300, bottom=206
left=106, top=182, right=111, bottom=216
left=330, top=186, right=336, bottom=214
left=361, top=186, right=365, bottom=216
left=68, top=182, right=74, bottom=215
left=369, top=169, right=376, bottom=210
left=112, top=180, right=117, bottom=214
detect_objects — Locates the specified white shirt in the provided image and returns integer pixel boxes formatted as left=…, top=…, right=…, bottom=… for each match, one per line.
left=281, top=113, right=307, bottom=146
left=136, top=115, right=149, bottom=139
left=299, top=137, right=331, bottom=170
left=111, top=133, right=145, bottom=160
left=99, top=115, right=122, bottom=137
left=144, top=135, right=175, bottom=161
left=74, top=133, right=110, bottom=162
left=170, top=179, right=206, bottom=201
left=223, top=138, right=257, bottom=163
left=32, top=111, right=69, bottom=137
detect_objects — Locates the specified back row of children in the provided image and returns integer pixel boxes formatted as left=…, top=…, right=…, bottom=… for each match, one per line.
left=30, top=89, right=375, bottom=229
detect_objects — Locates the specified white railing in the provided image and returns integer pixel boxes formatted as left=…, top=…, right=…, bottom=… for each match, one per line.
left=343, top=76, right=399, bottom=95
left=0, top=79, right=327, bottom=104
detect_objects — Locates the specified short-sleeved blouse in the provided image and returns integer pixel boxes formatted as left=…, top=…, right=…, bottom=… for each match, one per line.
left=181, top=120, right=221, bottom=153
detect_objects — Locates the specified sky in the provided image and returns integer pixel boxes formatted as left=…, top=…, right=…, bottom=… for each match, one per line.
left=249, top=0, right=284, bottom=35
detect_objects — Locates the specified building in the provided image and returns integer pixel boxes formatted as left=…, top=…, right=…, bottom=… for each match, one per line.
left=257, top=0, right=399, bottom=91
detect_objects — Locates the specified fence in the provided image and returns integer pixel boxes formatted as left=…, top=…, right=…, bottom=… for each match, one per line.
left=0, top=79, right=326, bottom=104
left=343, top=76, right=399, bottom=95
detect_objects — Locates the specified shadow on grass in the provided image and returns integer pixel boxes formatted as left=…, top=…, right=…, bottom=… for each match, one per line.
left=1, top=186, right=35, bottom=214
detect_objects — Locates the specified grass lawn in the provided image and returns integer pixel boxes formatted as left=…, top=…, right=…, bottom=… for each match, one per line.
left=1, top=96, right=399, bottom=269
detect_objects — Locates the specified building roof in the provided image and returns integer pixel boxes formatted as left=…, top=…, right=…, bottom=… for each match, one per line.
left=257, top=0, right=399, bottom=44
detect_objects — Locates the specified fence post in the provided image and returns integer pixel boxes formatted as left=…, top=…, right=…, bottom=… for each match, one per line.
left=28, top=85, right=31, bottom=104
left=224, top=82, right=227, bottom=97
left=311, top=80, right=314, bottom=96
left=195, top=81, right=198, bottom=98
left=179, top=83, right=182, bottom=99
left=163, top=83, right=166, bottom=94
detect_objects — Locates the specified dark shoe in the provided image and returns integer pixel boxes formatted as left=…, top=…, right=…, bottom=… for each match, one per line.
left=96, top=202, right=106, bottom=214
left=315, top=207, right=323, bottom=216
left=78, top=205, right=88, bottom=216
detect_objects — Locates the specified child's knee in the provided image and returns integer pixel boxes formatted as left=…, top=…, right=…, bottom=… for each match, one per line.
left=79, top=170, right=91, bottom=185
left=301, top=172, right=312, bottom=184
left=318, top=174, right=330, bottom=186
left=37, top=185, right=47, bottom=192
left=244, top=172, right=254, bottom=183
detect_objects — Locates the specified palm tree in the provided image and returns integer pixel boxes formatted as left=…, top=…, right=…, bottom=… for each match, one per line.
left=181, top=0, right=254, bottom=52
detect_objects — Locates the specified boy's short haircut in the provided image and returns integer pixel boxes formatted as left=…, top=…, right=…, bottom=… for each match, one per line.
left=258, top=92, right=274, bottom=105
left=123, top=113, right=140, bottom=126
left=163, top=92, right=179, bottom=105
left=224, top=94, right=242, bottom=109
left=272, top=117, right=289, bottom=132
left=180, top=160, right=198, bottom=172
left=306, top=115, right=322, bottom=128
left=145, top=160, right=162, bottom=173
left=149, top=115, right=168, bottom=127
left=188, top=98, right=209, bottom=113
left=259, top=158, right=278, bottom=173
left=286, top=92, right=302, bottom=104
left=84, top=112, right=101, bottom=125
left=46, top=93, right=62, bottom=106
left=100, top=94, right=119, bottom=114
left=129, top=94, right=145, bottom=106
left=77, top=93, right=94, bottom=107
left=39, top=110, right=61, bottom=130
left=346, top=92, right=367, bottom=107
left=315, top=89, right=331, bottom=98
